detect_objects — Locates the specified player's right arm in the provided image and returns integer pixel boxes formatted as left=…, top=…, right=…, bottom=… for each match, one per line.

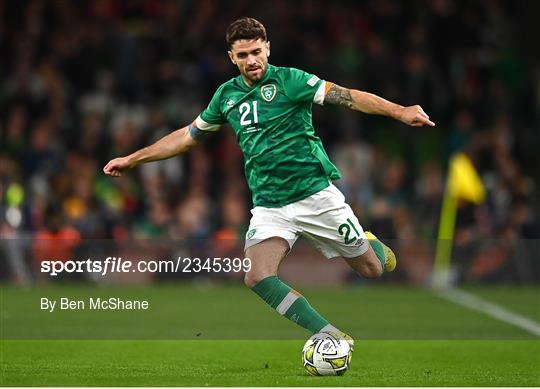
left=103, top=122, right=201, bottom=177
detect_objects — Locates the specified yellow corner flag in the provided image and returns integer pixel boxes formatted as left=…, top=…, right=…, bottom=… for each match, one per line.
left=433, top=152, right=486, bottom=288
left=448, top=153, right=486, bottom=204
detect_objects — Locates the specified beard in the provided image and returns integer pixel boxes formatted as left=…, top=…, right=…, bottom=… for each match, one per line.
left=243, top=62, right=267, bottom=83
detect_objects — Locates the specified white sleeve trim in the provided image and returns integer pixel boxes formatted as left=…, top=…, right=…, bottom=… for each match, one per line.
left=313, top=81, right=326, bottom=105
left=195, top=115, right=221, bottom=132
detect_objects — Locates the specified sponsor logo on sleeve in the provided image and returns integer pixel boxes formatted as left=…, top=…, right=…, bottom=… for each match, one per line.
left=307, top=75, right=320, bottom=87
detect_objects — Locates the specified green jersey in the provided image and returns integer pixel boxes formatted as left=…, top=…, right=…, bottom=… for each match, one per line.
left=196, top=64, right=341, bottom=207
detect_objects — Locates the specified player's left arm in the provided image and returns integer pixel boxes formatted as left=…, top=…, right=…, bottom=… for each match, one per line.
left=323, top=83, right=435, bottom=127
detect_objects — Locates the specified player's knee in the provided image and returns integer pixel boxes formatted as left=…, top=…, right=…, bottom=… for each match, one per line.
left=351, top=258, right=382, bottom=279
left=347, top=254, right=383, bottom=279
left=361, top=259, right=383, bottom=279
left=244, top=271, right=270, bottom=289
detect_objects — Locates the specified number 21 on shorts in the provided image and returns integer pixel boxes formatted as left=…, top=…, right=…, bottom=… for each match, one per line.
left=338, top=218, right=361, bottom=244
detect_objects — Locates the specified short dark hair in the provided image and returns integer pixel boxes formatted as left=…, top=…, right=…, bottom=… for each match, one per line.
left=226, top=17, right=267, bottom=49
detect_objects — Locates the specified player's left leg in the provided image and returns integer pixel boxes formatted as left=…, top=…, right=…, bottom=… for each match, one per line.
left=365, top=230, right=397, bottom=273
left=293, top=184, right=398, bottom=350
left=344, top=245, right=384, bottom=278
left=296, top=184, right=396, bottom=278
left=342, top=230, right=397, bottom=278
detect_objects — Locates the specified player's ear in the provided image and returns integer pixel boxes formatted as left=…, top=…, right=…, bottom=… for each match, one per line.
left=266, top=41, right=271, bottom=57
left=228, top=50, right=236, bottom=65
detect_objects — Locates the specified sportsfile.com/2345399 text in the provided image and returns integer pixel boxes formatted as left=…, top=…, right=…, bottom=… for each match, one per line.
left=40, top=257, right=252, bottom=277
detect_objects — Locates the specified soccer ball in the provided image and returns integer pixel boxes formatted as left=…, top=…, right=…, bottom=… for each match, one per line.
left=302, top=332, right=352, bottom=376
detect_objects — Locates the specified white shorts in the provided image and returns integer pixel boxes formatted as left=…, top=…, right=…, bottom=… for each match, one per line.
left=244, top=184, right=369, bottom=259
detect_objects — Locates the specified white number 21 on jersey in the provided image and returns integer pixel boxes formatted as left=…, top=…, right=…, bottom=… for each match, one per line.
left=239, top=101, right=258, bottom=125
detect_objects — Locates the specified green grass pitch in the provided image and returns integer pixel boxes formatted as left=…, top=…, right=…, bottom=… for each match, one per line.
left=1, top=284, right=539, bottom=386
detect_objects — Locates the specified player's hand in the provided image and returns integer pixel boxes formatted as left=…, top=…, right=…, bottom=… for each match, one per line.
left=397, top=105, right=435, bottom=127
left=103, top=157, right=134, bottom=177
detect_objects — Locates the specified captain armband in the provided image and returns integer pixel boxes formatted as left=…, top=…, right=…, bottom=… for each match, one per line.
left=189, top=116, right=222, bottom=140
left=188, top=123, right=206, bottom=140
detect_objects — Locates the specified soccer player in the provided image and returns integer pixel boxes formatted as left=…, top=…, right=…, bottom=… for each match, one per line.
left=103, top=17, right=434, bottom=347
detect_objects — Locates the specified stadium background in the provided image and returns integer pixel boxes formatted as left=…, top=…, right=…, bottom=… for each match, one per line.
left=1, top=1, right=539, bottom=386
left=1, top=0, right=538, bottom=285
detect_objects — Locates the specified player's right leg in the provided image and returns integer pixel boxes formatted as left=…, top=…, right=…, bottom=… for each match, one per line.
left=244, top=237, right=289, bottom=288
left=245, top=237, right=332, bottom=334
left=245, top=205, right=354, bottom=343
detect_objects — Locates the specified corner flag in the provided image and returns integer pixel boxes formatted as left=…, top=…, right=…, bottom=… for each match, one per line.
left=433, top=152, right=486, bottom=288
left=447, top=153, right=486, bottom=204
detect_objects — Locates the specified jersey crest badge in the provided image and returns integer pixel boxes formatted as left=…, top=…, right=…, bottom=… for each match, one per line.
left=260, top=84, right=277, bottom=102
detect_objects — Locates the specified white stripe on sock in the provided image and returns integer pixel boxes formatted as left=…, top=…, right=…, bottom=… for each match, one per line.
left=276, top=291, right=300, bottom=315
left=320, top=324, right=340, bottom=334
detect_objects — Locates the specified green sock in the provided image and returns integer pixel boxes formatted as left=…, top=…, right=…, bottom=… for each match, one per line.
left=251, top=275, right=329, bottom=333
left=369, top=239, right=386, bottom=272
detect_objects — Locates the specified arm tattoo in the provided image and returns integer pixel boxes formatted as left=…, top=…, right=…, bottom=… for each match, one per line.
left=324, top=83, right=354, bottom=108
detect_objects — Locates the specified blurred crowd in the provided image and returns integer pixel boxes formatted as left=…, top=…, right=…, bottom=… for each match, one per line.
left=1, top=0, right=538, bottom=284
